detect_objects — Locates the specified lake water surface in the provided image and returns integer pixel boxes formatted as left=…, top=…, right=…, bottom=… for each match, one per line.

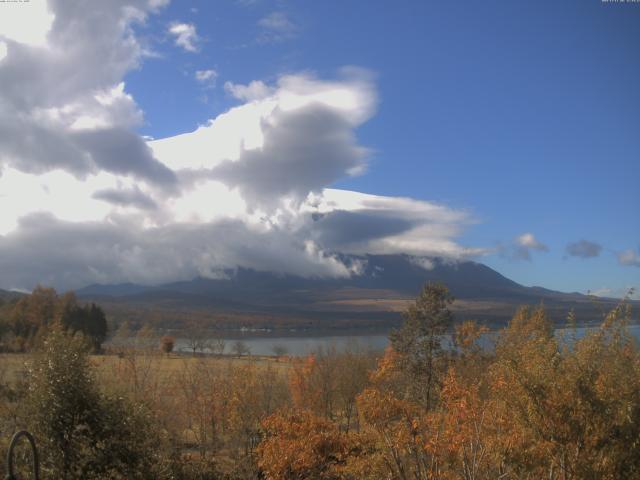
left=174, top=324, right=640, bottom=356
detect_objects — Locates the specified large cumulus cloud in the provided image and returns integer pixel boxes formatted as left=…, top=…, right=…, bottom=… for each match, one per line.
left=149, top=68, right=376, bottom=209
left=0, top=187, right=484, bottom=290
left=212, top=105, right=367, bottom=208
left=305, top=190, right=483, bottom=259
left=0, top=0, right=176, bottom=186
left=0, top=2, right=485, bottom=291
left=0, top=213, right=358, bottom=291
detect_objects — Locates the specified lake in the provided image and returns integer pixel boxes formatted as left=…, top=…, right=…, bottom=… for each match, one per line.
left=174, top=324, right=640, bottom=356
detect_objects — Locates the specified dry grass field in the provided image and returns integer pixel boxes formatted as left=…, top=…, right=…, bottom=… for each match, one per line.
left=0, top=352, right=292, bottom=389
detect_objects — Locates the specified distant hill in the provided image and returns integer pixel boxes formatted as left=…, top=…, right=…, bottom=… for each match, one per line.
left=0, top=288, right=25, bottom=303
left=77, top=255, right=632, bottom=332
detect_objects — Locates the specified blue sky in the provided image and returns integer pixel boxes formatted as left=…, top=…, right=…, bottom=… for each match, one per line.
left=0, top=0, right=638, bottom=296
left=124, top=0, right=640, bottom=295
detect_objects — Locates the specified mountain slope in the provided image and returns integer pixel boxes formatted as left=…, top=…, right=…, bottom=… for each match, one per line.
left=77, top=255, right=626, bottom=330
left=0, top=288, right=25, bottom=303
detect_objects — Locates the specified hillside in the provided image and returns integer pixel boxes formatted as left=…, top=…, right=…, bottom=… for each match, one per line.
left=76, top=255, right=629, bottom=332
left=0, top=288, right=24, bottom=303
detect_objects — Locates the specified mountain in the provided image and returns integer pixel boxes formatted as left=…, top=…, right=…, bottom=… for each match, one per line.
left=77, top=255, right=628, bottom=331
left=0, top=288, right=25, bottom=303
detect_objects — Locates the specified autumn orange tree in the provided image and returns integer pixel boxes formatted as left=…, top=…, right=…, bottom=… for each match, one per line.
left=288, top=346, right=375, bottom=431
left=423, top=368, right=498, bottom=480
left=258, top=288, right=640, bottom=480
left=258, top=410, right=349, bottom=480
left=2, top=286, right=108, bottom=352
left=488, top=304, right=640, bottom=479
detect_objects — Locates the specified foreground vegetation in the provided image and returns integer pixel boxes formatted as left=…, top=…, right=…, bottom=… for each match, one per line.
left=0, top=284, right=639, bottom=479
left=0, top=286, right=107, bottom=353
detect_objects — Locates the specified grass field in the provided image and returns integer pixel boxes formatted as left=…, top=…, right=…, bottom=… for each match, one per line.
left=0, top=351, right=292, bottom=389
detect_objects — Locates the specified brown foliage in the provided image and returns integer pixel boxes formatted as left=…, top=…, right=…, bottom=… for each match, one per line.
left=160, top=335, right=175, bottom=354
left=257, top=410, right=348, bottom=480
left=257, top=299, right=640, bottom=480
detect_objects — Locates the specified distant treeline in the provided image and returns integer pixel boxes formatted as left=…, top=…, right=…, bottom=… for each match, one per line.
left=0, top=286, right=107, bottom=352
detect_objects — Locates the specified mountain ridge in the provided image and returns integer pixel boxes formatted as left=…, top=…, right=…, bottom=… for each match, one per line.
left=75, top=254, right=630, bottom=331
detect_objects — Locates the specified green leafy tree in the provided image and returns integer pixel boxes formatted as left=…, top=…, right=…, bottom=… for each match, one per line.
left=6, top=288, right=107, bottom=352
left=58, top=292, right=108, bottom=352
left=389, top=282, right=454, bottom=408
left=25, top=324, right=162, bottom=479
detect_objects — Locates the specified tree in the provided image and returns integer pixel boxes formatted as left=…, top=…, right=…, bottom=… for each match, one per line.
left=489, top=304, right=640, bottom=479
left=85, top=303, right=108, bottom=351
left=58, top=292, right=108, bottom=352
left=184, top=321, right=207, bottom=356
left=232, top=340, right=250, bottom=357
left=25, top=324, right=162, bottom=479
left=111, top=320, right=132, bottom=355
left=6, top=287, right=108, bottom=352
left=226, top=363, right=288, bottom=466
left=451, top=320, right=490, bottom=383
left=160, top=335, right=175, bottom=355
left=135, top=323, right=159, bottom=352
left=207, top=336, right=226, bottom=356
left=389, top=282, right=454, bottom=408
left=271, top=344, right=288, bottom=357
left=257, top=410, right=348, bottom=480
left=9, top=285, right=57, bottom=348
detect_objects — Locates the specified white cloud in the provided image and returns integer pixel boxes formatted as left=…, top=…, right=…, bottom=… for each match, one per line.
left=152, top=69, right=378, bottom=209
left=0, top=5, right=486, bottom=292
left=589, top=286, right=639, bottom=300
left=259, top=12, right=295, bottom=32
left=501, top=232, right=549, bottom=261
left=410, top=257, right=436, bottom=271
left=0, top=0, right=54, bottom=47
left=195, top=69, right=217, bottom=86
left=0, top=65, right=492, bottom=288
left=618, top=248, right=640, bottom=268
left=0, top=213, right=362, bottom=290
left=224, top=80, right=273, bottom=101
left=152, top=68, right=376, bottom=170
left=0, top=185, right=482, bottom=290
left=0, top=0, right=175, bottom=186
left=0, top=167, right=114, bottom=235
left=307, top=189, right=484, bottom=259
left=258, top=12, right=297, bottom=42
left=517, top=233, right=548, bottom=250
left=168, top=22, right=199, bottom=52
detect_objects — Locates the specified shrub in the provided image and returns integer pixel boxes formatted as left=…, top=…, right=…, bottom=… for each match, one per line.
left=25, top=324, right=163, bottom=479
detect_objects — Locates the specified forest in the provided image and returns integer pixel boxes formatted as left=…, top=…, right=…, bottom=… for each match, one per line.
left=0, top=283, right=639, bottom=479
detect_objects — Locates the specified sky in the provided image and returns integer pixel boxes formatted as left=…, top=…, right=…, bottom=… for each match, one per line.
left=0, top=0, right=638, bottom=298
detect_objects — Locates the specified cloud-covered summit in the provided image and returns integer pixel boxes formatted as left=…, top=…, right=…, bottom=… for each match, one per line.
left=1, top=0, right=634, bottom=297
left=0, top=1, right=483, bottom=291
